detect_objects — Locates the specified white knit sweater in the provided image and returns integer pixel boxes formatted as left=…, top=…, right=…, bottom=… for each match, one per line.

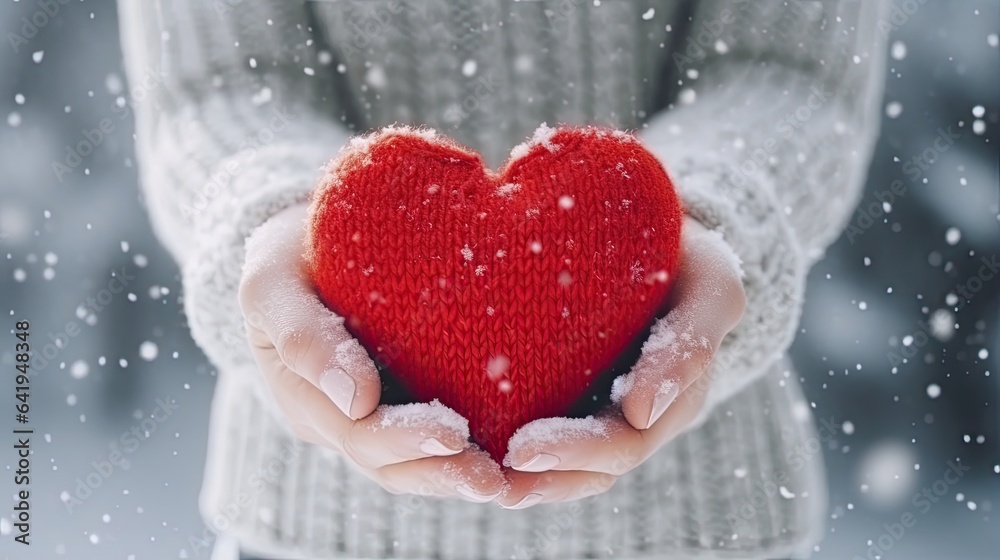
left=118, top=1, right=886, bottom=558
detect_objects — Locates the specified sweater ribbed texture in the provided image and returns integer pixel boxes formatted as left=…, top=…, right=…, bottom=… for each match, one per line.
left=117, top=1, right=886, bottom=558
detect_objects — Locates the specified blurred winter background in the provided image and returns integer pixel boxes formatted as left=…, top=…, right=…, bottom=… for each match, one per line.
left=0, top=0, right=997, bottom=558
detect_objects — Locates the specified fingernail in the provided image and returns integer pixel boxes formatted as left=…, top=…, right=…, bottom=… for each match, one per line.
left=501, top=493, right=543, bottom=510
left=645, top=382, right=680, bottom=429
left=515, top=453, right=560, bottom=472
left=320, top=368, right=356, bottom=418
left=418, top=438, right=462, bottom=456
left=455, top=484, right=500, bottom=503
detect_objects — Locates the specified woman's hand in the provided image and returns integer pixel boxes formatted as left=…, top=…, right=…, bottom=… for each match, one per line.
left=498, top=217, right=746, bottom=509
left=239, top=204, right=506, bottom=502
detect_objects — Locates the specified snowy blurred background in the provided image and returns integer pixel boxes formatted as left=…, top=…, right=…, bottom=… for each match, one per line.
left=1, top=1, right=997, bottom=558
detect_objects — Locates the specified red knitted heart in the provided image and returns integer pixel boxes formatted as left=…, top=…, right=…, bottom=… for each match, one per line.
left=307, top=125, right=683, bottom=462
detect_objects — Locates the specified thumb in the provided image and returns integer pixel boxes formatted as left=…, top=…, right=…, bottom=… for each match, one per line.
left=241, top=205, right=381, bottom=420
left=616, top=219, right=745, bottom=430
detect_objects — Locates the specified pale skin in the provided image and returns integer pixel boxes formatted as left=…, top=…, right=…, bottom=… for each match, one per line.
left=239, top=203, right=746, bottom=508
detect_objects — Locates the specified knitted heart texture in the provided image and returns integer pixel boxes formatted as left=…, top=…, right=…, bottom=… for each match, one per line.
left=307, top=124, right=683, bottom=462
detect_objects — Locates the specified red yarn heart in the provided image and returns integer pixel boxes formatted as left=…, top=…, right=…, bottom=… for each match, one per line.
left=307, top=125, right=683, bottom=462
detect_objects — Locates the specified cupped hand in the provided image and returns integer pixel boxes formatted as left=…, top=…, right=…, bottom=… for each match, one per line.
left=498, top=217, right=746, bottom=509
left=239, top=204, right=506, bottom=502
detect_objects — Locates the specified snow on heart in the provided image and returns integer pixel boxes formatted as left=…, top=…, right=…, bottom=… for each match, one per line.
left=307, top=124, right=683, bottom=462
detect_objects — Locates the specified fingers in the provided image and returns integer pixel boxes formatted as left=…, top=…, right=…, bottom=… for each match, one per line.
left=256, top=341, right=473, bottom=468
left=240, top=204, right=380, bottom=420
left=507, top=386, right=709, bottom=476
left=345, top=401, right=472, bottom=469
left=498, top=381, right=709, bottom=510
left=371, top=446, right=508, bottom=503
left=614, top=315, right=708, bottom=431
left=499, top=470, right=617, bottom=509
left=504, top=415, right=638, bottom=475
left=291, top=368, right=501, bottom=499
left=616, top=218, right=746, bottom=430
left=499, top=389, right=707, bottom=511
left=262, top=348, right=502, bottom=500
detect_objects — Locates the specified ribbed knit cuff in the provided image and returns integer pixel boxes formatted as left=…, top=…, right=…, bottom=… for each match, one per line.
left=182, top=132, right=349, bottom=410
left=640, top=136, right=806, bottom=424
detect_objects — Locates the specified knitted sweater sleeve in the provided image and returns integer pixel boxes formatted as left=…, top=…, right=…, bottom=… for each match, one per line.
left=117, top=1, right=351, bottom=382
left=640, top=0, right=886, bottom=417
